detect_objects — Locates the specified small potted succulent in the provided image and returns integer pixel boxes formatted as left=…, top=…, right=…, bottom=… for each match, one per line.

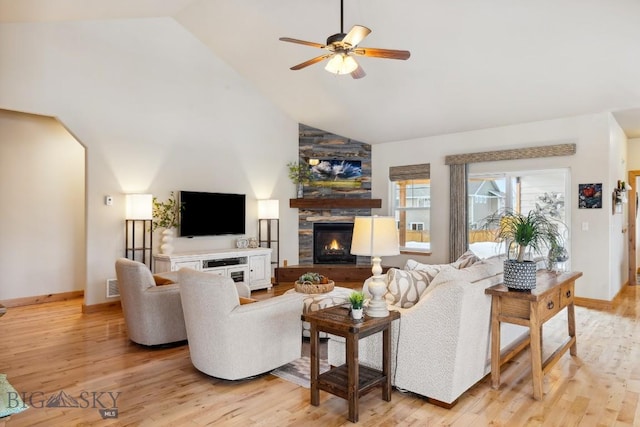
left=348, top=291, right=365, bottom=320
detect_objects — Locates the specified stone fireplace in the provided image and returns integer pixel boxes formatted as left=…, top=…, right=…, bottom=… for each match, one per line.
left=292, top=123, right=377, bottom=265
left=313, top=222, right=356, bottom=264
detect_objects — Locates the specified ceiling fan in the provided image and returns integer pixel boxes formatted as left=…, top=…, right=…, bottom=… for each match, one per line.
left=279, top=0, right=410, bottom=79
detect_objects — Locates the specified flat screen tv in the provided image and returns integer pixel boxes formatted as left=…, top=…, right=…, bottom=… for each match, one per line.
left=178, top=191, right=245, bottom=237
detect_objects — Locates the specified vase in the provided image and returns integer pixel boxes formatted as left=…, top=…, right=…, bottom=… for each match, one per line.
left=160, top=228, right=175, bottom=255
left=503, top=259, right=537, bottom=290
left=548, top=246, right=569, bottom=273
left=351, top=307, right=363, bottom=320
left=297, top=183, right=304, bottom=198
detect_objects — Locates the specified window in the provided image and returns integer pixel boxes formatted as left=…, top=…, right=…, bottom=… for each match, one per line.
left=446, top=143, right=575, bottom=262
left=391, top=178, right=431, bottom=253
left=390, top=164, right=431, bottom=253
left=468, top=169, right=569, bottom=262
left=410, top=222, right=425, bottom=231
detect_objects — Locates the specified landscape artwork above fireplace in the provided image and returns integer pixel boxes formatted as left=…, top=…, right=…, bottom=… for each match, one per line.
left=313, top=222, right=357, bottom=264
left=310, top=160, right=362, bottom=188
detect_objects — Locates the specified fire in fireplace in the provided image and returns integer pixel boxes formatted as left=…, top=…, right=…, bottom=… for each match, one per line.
left=313, top=222, right=357, bottom=264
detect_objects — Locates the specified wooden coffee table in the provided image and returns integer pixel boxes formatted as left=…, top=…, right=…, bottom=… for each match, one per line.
left=302, top=305, right=400, bottom=423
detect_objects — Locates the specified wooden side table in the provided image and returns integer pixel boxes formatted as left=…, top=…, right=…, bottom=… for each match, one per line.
left=301, top=305, right=400, bottom=423
left=485, top=270, right=582, bottom=400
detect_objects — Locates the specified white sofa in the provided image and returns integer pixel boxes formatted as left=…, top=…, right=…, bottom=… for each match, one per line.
left=327, top=254, right=528, bottom=406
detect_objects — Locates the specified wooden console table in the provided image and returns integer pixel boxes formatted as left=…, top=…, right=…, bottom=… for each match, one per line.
left=302, top=305, right=400, bottom=423
left=485, top=270, right=582, bottom=400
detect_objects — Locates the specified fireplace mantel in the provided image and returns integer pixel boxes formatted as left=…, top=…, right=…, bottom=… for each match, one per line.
left=289, top=198, right=382, bottom=209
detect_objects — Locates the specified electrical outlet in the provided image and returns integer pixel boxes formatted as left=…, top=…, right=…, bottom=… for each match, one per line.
left=105, top=195, right=113, bottom=206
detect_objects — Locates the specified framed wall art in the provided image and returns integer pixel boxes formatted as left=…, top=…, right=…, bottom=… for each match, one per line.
left=310, top=159, right=362, bottom=188
left=578, top=183, right=602, bottom=209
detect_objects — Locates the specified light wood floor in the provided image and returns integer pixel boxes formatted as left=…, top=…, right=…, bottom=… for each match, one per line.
left=0, top=283, right=639, bottom=426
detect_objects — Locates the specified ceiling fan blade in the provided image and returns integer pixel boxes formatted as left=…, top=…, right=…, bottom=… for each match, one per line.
left=353, top=47, right=411, bottom=60
left=342, top=25, right=371, bottom=47
left=279, top=37, right=325, bottom=49
left=351, top=64, right=366, bottom=79
left=290, top=54, right=334, bottom=70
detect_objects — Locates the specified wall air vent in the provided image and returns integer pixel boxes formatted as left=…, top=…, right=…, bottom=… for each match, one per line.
left=106, top=279, right=119, bottom=298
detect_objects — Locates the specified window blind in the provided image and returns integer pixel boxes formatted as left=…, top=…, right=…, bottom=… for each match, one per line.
left=389, top=163, right=430, bottom=181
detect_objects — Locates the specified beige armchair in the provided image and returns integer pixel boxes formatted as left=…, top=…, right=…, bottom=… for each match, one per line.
left=178, top=268, right=305, bottom=380
left=115, top=258, right=188, bottom=346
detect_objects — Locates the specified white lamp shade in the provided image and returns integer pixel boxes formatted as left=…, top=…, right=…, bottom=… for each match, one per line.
left=325, top=53, right=359, bottom=75
left=351, top=216, right=400, bottom=256
left=258, top=199, right=279, bottom=219
left=125, top=194, right=153, bottom=220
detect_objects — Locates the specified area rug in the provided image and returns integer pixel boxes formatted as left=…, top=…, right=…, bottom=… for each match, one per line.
left=0, top=374, right=28, bottom=418
left=270, top=357, right=330, bottom=388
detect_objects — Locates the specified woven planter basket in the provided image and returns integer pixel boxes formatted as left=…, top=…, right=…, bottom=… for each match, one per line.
left=294, top=280, right=335, bottom=294
left=503, top=259, right=537, bottom=290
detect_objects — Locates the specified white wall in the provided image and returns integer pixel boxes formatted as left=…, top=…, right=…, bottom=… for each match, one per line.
left=608, top=115, right=629, bottom=299
left=0, top=18, right=300, bottom=306
left=627, top=138, right=640, bottom=170
left=628, top=138, right=640, bottom=269
left=373, top=113, right=622, bottom=301
left=0, top=110, right=85, bottom=300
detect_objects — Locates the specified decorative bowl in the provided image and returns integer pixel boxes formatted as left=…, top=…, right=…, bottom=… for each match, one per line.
left=294, top=280, right=335, bottom=294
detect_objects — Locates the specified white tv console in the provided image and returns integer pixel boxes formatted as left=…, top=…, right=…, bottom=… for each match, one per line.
left=153, top=248, right=272, bottom=291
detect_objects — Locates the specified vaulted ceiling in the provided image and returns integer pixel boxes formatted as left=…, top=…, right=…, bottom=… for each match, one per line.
left=3, top=0, right=640, bottom=144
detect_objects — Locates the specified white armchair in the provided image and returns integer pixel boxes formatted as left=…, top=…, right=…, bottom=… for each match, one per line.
left=178, top=268, right=305, bottom=380
left=115, top=258, right=188, bottom=346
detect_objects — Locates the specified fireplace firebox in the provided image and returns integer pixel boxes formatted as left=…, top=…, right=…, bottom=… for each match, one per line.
left=313, top=222, right=357, bottom=264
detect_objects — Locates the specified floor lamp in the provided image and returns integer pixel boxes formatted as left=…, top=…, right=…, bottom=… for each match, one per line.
left=258, top=199, right=279, bottom=275
left=125, top=194, right=153, bottom=269
left=350, top=216, right=399, bottom=317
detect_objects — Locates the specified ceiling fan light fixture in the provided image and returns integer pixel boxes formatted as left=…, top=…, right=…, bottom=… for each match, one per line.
left=325, top=53, right=358, bottom=75
left=280, top=0, right=409, bottom=77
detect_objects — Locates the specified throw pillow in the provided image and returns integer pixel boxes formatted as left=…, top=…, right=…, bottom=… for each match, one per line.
left=385, top=267, right=441, bottom=308
left=451, top=250, right=481, bottom=269
left=404, top=259, right=449, bottom=272
left=153, top=274, right=175, bottom=286
left=428, top=257, right=504, bottom=289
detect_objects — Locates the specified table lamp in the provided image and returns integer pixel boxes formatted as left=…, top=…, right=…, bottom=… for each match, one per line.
left=350, top=216, right=399, bottom=317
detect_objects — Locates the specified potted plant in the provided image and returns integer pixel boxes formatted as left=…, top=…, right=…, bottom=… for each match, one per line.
left=287, top=161, right=314, bottom=198
left=481, top=209, right=562, bottom=290
left=152, top=191, right=182, bottom=255
left=348, top=291, right=365, bottom=320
